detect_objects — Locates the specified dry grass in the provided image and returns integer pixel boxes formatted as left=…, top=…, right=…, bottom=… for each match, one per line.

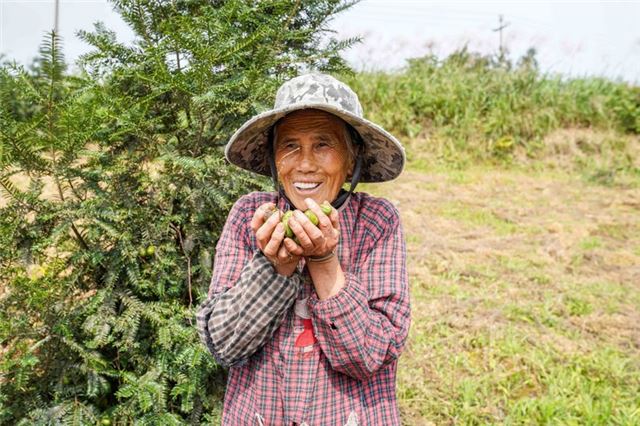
left=361, top=161, right=640, bottom=424
left=3, top=131, right=639, bottom=423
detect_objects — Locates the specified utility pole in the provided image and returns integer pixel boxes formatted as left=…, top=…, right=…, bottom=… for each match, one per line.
left=54, top=0, right=60, bottom=34
left=492, top=14, right=510, bottom=64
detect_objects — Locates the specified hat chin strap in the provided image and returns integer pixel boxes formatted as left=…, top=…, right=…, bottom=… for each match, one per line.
left=329, top=149, right=362, bottom=209
left=267, top=126, right=363, bottom=211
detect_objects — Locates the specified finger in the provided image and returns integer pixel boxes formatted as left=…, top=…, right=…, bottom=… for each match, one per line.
left=303, top=197, right=319, bottom=213
left=288, top=216, right=313, bottom=250
left=250, top=202, right=276, bottom=233
left=332, top=227, right=341, bottom=243
left=305, top=198, right=332, bottom=235
left=326, top=201, right=340, bottom=230
left=276, top=244, right=294, bottom=264
left=293, top=210, right=324, bottom=246
left=262, top=222, right=285, bottom=257
left=255, top=207, right=281, bottom=246
left=250, top=202, right=273, bottom=232
left=283, top=237, right=304, bottom=256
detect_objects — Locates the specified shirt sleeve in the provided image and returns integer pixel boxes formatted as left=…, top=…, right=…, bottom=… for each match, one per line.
left=307, top=202, right=411, bottom=381
left=196, top=195, right=303, bottom=367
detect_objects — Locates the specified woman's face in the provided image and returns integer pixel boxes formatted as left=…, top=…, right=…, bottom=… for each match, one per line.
left=274, top=109, right=353, bottom=210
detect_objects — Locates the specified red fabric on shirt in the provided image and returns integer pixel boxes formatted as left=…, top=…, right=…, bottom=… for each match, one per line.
left=295, top=319, right=317, bottom=347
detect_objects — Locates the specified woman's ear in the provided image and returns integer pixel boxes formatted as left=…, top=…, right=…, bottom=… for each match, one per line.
left=348, top=142, right=360, bottom=178
left=345, top=155, right=355, bottom=180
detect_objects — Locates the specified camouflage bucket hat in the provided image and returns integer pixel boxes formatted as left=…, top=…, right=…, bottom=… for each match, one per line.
left=225, top=73, right=405, bottom=183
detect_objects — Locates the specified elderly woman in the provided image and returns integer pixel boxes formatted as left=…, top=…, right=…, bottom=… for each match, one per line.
left=196, top=73, right=410, bottom=426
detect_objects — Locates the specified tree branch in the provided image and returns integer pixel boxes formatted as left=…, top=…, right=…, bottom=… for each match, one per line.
left=170, top=223, right=193, bottom=317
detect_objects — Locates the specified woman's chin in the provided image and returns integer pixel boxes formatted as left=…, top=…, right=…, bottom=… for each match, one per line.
left=291, top=195, right=321, bottom=210
left=286, top=185, right=322, bottom=207
left=288, top=193, right=329, bottom=210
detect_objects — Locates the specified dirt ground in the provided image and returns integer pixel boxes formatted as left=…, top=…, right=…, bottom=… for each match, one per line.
left=363, top=164, right=640, bottom=424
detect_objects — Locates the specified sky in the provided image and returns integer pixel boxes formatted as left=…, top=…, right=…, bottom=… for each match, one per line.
left=1, top=0, right=639, bottom=84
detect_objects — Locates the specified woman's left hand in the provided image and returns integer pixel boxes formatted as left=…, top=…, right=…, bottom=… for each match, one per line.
left=284, top=198, right=340, bottom=258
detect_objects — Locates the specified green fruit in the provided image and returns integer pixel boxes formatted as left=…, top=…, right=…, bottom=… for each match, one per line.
left=146, top=245, right=156, bottom=256
left=285, top=226, right=294, bottom=239
left=281, top=211, right=294, bottom=238
left=320, top=201, right=332, bottom=215
left=101, top=419, right=111, bottom=426
left=281, top=205, right=330, bottom=243
left=304, top=210, right=319, bottom=226
left=139, top=247, right=147, bottom=257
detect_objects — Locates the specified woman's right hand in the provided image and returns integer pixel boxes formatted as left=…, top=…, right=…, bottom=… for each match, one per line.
left=250, top=203, right=300, bottom=276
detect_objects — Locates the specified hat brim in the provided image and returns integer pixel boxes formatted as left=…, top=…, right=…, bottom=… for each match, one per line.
left=225, top=103, right=405, bottom=183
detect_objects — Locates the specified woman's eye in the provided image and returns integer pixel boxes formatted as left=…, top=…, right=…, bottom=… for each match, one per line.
left=282, top=143, right=297, bottom=150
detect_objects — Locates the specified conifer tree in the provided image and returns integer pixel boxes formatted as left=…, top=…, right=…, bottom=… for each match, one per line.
left=0, top=0, right=358, bottom=423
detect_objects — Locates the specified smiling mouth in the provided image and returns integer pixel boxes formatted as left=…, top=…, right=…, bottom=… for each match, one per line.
left=293, top=182, right=322, bottom=192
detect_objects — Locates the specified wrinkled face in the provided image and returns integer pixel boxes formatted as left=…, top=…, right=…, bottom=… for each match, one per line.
left=274, top=109, right=354, bottom=210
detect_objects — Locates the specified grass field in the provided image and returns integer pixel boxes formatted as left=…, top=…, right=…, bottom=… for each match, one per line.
left=2, top=128, right=638, bottom=424
left=361, top=137, right=640, bottom=424
left=4, top=19, right=640, bottom=424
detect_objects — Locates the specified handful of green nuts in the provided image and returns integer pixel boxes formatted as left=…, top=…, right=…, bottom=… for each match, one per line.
left=264, top=201, right=333, bottom=242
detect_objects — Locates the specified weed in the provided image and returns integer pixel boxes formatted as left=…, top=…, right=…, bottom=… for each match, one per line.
left=580, top=236, right=603, bottom=251
left=565, top=296, right=594, bottom=317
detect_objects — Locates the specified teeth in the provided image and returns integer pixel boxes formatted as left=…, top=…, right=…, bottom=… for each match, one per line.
left=294, top=182, right=320, bottom=190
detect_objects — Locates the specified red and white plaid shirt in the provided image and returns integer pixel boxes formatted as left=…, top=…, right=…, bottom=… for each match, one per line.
left=196, top=191, right=411, bottom=426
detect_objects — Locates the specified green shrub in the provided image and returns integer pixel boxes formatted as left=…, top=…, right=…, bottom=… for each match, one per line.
left=0, top=0, right=357, bottom=423
left=344, top=48, right=640, bottom=165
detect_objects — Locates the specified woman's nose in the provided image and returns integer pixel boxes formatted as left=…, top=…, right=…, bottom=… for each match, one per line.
left=296, top=148, right=317, bottom=171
